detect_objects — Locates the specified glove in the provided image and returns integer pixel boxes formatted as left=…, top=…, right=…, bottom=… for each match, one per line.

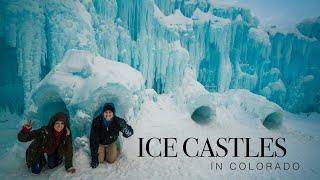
left=67, top=167, right=76, bottom=173
left=123, top=125, right=133, bottom=138
left=91, top=161, right=99, bottom=168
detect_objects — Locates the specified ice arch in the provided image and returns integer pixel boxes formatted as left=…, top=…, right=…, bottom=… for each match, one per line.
left=26, top=50, right=145, bottom=138
left=174, top=68, right=217, bottom=124
left=29, top=85, right=69, bottom=126
left=221, top=89, right=283, bottom=130
left=175, top=69, right=283, bottom=128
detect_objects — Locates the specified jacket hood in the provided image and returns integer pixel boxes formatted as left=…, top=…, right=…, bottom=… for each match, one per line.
left=48, top=112, right=70, bottom=130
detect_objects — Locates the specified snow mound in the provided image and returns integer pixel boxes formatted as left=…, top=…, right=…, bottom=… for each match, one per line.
left=26, top=50, right=145, bottom=137
left=220, top=89, right=284, bottom=129
left=174, top=68, right=217, bottom=124
left=175, top=68, right=283, bottom=129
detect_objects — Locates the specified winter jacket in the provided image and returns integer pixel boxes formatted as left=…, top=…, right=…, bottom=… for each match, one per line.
left=17, top=112, right=73, bottom=170
left=90, top=114, right=133, bottom=163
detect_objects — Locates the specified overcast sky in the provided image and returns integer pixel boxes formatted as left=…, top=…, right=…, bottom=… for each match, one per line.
left=213, top=0, right=320, bottom=29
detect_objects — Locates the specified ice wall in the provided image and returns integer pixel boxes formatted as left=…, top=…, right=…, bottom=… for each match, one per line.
left=265, top=28, right=320, bottom=112
left=176, top=2, right=319, bottom=113
left=0, top=0, right=98, bottom=113
left=0, top=0, right=319, bottom=113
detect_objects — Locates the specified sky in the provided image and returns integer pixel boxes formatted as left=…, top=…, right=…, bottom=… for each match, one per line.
left=213, top=0, right=320, bottom=29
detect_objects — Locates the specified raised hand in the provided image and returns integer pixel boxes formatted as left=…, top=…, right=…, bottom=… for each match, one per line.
left=123, top=125, right=133, bottom=138
left=21, top=120, right=33, bottom=133
left=23, top=120, right=33, bottom=130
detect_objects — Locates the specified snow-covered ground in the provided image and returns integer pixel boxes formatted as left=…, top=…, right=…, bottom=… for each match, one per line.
left=0, top=91, right=319, bottom=180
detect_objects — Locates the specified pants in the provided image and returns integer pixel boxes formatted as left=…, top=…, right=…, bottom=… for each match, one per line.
left=98, top=143, right=118, bottom=163
left=30, top=150, right=62, bottom=174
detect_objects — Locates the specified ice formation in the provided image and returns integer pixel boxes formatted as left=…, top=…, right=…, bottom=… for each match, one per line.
left=219, top=89, right=283, bottom=129
left=297, top=16, right=320, bottom=41
left=25, top=50, right=144, bottom=137
left=0, top=1, right=319, bottom=179
left=174, top=68, right=283, bottom=128
left=1, top=0, right=319, bottom=115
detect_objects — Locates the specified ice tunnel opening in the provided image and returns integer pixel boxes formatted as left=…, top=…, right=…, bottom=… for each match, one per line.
left=262, top=112, right=283, bottom=130
left=191, top=106, right=214, bottom=125
left=28, top=86, right=70, bottom=128
left=36, top=100, right=69, bottom=127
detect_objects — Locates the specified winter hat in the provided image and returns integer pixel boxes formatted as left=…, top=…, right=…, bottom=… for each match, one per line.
left=103, top=103, right=115, bottom=114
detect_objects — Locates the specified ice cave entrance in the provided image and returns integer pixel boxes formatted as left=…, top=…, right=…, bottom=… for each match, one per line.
left=191, top=106, right=214, bottom=125
left=262, top=112, right=282, bottom=130
left=36, top=99, right=69, bottom=127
